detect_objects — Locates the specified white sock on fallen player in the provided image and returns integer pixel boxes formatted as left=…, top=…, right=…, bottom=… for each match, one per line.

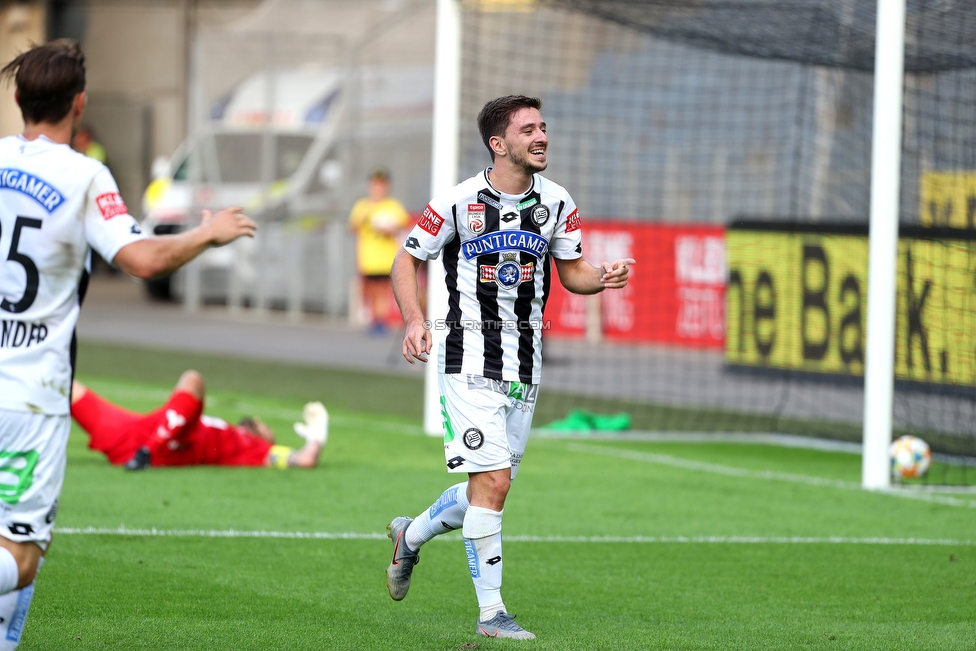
left=0, top=557, right=42, bottom=651
left=463, top=505, right=506, bottom=622
left=405, top=481, right=469, bottom=551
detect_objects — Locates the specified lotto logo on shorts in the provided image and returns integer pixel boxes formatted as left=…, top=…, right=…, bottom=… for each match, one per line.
left=447, top=456, right=466, bottom=470
left=96, top=192, right=129, bottom=220
left=419, top=205, right=443, bottom=236
left=565, top=209, right=582, bottom=233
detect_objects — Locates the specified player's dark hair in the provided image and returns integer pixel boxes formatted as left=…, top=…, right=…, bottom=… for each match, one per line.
left=0, top=39, right=86, bottom=125
left=238, top=417, right=259, bottom=433
left=477, top=95, right=542, bottom=161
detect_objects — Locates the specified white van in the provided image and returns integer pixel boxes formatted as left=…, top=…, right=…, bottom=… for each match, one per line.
left=141, top=66, right=345, bottom=299
left=141, top=64, right=433, bottom=304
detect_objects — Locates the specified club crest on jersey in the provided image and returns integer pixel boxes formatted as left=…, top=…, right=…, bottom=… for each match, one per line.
left=531, top=205, right=549, bottom=226
left=480, top=253, right=533, bottom=290
left=466, top=203, right=486, bottom=235
left=461, top=230, right=548, bottom=261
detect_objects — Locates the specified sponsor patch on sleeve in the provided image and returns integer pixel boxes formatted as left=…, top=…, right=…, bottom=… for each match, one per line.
left=565, top=209, right=582, bottom=233
left=419, top=204, right=444, bottom=236
left=96, top=192, right=129, bottom=220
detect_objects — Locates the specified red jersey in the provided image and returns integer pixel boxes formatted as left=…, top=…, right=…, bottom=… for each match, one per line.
left=71, top=388, right=272, bottom=467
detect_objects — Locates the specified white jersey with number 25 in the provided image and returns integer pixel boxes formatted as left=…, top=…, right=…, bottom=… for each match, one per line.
left=0, top=135, right=146, bottom=415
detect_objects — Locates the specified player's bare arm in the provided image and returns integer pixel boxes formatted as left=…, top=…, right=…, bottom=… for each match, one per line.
left=390, top=249, right=431, bottom=364
left=554, top=257, right=636, bottom=294
left=113, top=207, right=257, bottom=279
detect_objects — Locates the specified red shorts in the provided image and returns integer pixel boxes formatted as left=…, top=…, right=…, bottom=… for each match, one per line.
left=71, top=389, right=272, bottom=467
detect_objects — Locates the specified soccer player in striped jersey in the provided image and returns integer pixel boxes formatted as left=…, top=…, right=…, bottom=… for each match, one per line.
left=386, top=95, right=635, bottom=639
left=0, top=40, right=256, bottom=648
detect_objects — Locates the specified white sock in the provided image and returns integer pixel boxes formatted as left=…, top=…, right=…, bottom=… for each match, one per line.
left=479, top=601, right=506, bottom=622
left=463, top=506, right=505, bottom=619
left=0, top=557, right=40, bottom=651
left=405, top=482, right=469, bottom=551
left=0, top=550, right=17, bottom=596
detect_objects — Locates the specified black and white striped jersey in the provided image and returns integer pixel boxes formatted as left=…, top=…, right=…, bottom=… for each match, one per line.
left=403, top=168, right=583, bottom=384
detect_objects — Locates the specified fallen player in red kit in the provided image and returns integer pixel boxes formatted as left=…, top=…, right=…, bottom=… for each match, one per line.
left=70, top=370, right=327, bottom=470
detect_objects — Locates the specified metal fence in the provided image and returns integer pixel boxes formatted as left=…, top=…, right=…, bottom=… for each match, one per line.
left=168, top=0, right=435, bottom=316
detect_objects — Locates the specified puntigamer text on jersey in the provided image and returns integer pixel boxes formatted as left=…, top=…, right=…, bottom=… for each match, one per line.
left=461, top=230, right=549, bottom=260
left=0, top=169, right=64, bottom=213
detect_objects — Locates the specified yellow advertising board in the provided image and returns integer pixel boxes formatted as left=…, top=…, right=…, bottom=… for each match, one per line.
left=726, top=224, right=976, bottom=387
left=919, top=171, right=976, bottom=229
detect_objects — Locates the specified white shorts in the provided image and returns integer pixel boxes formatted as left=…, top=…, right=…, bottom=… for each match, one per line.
left=438, top=373, right=538, bottom=479
left=0, top=409, right=69, bottom=550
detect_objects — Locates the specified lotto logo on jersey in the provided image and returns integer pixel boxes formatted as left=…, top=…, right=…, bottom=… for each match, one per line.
left=565, top=209, right=582, bottom=233
left=419, top=205, right=443, bottom=236
left=96, top=192, right=129, bottom=220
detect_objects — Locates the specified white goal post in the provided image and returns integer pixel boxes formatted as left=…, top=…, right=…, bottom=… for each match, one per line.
left=423, top=0, right=462, bottom=436
left=862, top=0, right=907, bottom=489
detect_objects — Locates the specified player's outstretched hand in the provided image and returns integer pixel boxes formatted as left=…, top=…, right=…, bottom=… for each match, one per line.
left=402, top=318, right=432, bottom=364
left=201, top=207, right=258, bottom=246
left=601, top=258, right=636, bottom=289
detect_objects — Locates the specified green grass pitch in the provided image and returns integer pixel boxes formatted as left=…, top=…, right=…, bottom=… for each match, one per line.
left=22, top=343, right=976, bottom=649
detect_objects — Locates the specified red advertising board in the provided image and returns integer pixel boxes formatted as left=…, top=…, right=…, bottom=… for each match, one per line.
left=544, top=221, right=726, bottom=349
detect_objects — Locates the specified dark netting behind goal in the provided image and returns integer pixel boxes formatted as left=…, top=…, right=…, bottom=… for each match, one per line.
left=457, top=0, right=976, bottom=466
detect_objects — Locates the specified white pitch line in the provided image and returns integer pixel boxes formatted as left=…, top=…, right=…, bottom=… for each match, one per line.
left=52, top=527, right=973, bottom=546
left=568, top=443, right=976, bottom=509
left=503, top=535, right=975, bottom=546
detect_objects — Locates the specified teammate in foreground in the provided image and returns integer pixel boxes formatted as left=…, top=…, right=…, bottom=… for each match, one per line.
left=71, top=371, right=328, bottom=470
left=387, top=95, right=635, bottom=639
left=0, top=40, right=256, bottom=648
